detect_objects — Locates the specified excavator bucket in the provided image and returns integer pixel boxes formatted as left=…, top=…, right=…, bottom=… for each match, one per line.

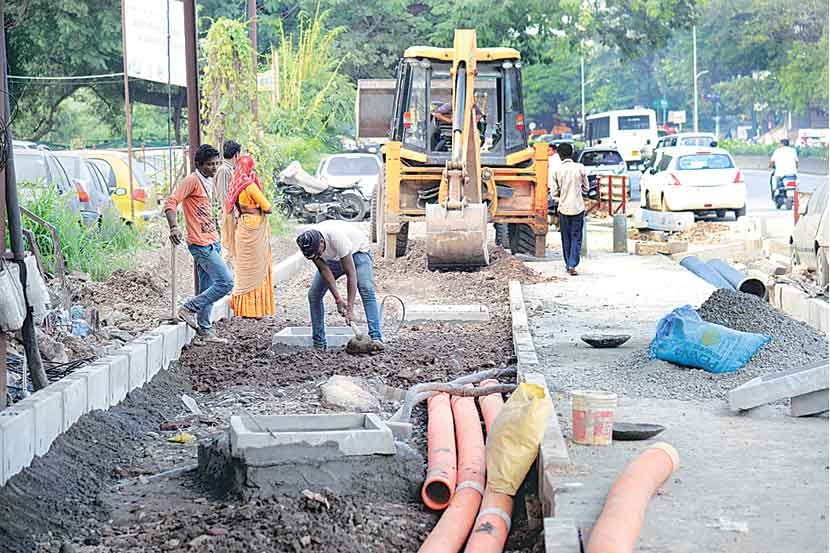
left=425, top=203, right=489, bottom=271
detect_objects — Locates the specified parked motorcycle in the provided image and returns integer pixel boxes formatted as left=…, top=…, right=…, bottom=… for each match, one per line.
left=770, top=171, right=797, bottom=210
left=276, top=161, right=368, bottom=223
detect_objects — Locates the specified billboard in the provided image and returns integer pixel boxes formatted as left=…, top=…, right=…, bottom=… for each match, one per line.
left=668, top=110, right=687, bottom=125
left=124, top=0, right=187, bottom=87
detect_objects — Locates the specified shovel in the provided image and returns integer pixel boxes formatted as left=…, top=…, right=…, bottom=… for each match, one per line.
left=160, top=242, right=180, bottom=326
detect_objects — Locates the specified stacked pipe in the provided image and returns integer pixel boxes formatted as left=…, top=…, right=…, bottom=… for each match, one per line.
left=679, top=256, right=767, bottom=299
left=419, top=381, right=509, bottom=553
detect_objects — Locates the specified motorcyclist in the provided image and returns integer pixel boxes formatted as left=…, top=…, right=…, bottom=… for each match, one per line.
left=768, top=138, right=799, bottom=205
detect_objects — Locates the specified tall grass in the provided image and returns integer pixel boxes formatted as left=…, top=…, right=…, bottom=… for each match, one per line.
left=19, top=186, right=150, bottom=281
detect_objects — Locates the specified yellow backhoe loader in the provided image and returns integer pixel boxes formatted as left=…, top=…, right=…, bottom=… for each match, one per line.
left=371, top=29, right=550, bottom=270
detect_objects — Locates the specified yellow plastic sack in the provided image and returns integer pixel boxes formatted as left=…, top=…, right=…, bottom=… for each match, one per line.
left=485, top=382, right=551, bottom=496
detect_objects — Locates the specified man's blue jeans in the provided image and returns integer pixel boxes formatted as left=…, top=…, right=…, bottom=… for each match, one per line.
left=184, top=242, right=234, bottom=330
left=308, top=251, right=382, bottom=348
left=559, top=211, right=585, bottom=270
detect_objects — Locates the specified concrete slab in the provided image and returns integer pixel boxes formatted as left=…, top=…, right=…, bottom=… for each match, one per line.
left=728, top=363, right=829, bottom=411
left=403, top=303, right=489, bottom=323
left=229, top=413, right=396, bottom=461
left=69, top=364, right=110, bottom=412
left=99, top=355, right=130, bottom=406
left=151, top=324, right=180, bottom=368
left=50, top=377, right=88, bottom=430
left=510, top=281, right=539, bottom=368
left=114, top=342, right=148, bottom=391
left=543, top=518, right=581, bottom=553
left=272, top=326, right=354, bottom=350
left=638, top=208, right=695, bottom=231
left=210, top=296, right=230, bottom=323
left=273, top=252, right=306, bottom=282
left=0, top=407, right=35, bottom=485
left=16, top=390, right=63, bottom=457
left=137, top=334, right=164, bottom=379
left=790, top=388, right=829, bottom=417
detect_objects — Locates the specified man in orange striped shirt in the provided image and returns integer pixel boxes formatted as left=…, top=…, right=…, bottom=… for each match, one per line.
left=164, top=144, right=234, bottom=343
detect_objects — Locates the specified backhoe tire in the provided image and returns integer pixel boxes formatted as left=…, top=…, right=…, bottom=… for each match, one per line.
left=495, top=223, right=509, bottom=249
left=508, top=223, right=536, bottom=256
left=396, top=222, right=409, bottom=257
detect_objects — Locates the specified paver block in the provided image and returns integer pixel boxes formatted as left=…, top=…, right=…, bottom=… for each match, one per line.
left=50, top=377, right=88, bottom=430
left=272, top=326, right=354, bottom=350
left=137, top=334, right=164, bottom=379
left=543, top=518, right=581, bottom=553
left=790, top=388, right=829, bottom=417
left=115, top=342, right=149, bottom=391
left=16, top=390, right=63, bottom=457
left=151, top=324, right=180, bottom=368
left=0, top=407, right=35, bottom=485
left=230, top=413, right=395, bottom=463
left=69, top=364, right=110, bottom=411
left=404, top=304, right=489, bottom=323
left=729, top=363, right=829, bottom=411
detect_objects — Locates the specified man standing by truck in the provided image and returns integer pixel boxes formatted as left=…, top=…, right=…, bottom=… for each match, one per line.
left=550, top=142, right=590, bottom=276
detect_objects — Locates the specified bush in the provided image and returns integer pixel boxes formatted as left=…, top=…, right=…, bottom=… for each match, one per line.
left=719, top=139, right=828, bottom=159
left=19, top=187, right=150, bottom=281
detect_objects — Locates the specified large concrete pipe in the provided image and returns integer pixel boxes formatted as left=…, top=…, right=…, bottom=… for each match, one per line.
left=707, top=259, right=768, bottom=299
left=679, top=256, right=734, bottom=291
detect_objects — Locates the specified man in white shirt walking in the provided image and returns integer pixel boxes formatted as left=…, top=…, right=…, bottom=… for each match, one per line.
left=296, top=220, right=383, bottom=349
left=550, top=142, right=590, bottom=275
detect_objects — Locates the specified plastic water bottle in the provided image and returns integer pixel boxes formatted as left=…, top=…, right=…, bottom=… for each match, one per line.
left=70, top=305, right=91, bottom=337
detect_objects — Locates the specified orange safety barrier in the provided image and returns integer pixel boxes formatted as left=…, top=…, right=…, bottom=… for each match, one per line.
left=421, top=392, right=457, bottom=510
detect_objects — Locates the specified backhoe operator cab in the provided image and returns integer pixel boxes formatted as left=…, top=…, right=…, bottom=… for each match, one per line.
left=372, top=29, right=550, bottom=270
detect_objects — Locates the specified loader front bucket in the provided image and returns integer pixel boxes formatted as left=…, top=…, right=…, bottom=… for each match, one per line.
left=425, top=203, right=489, bottom=271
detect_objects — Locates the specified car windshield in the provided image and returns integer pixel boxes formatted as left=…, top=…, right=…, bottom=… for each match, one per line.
left=581, top=150, right=623, bottom=166
left=676, top=154, right=734, bottom=170
left=618, top=115, right=650, bottom=131
left=325, top=156, right=379, bottom=176
left=679, top=136, right=714, bottom=147
left=15, top=153, right=48, bottom=185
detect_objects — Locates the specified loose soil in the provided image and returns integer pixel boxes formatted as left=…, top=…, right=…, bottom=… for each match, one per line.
left=3, top=238, right=549, bottom=553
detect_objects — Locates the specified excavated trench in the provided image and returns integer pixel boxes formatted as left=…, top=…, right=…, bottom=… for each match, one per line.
left=0, top=242, right=552, bottom=553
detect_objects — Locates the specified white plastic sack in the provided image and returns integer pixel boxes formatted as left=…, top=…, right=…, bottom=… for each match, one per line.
left=0, top=260, right=27, bottom=332
left=24, top=255, right=50, bottom=324
left=279, top=161, right=328, bottom=194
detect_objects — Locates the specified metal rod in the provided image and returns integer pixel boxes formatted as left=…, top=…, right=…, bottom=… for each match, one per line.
left=183, top=0, right=200, bottom=293
left=692, top=25, right=698, bottom=133
left=121, top=0, right=135, bottom=222
left=248, top=0, right=258, bottom=122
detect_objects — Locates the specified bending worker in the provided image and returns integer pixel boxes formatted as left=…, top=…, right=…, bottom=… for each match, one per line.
left=296, top=221, right=383, bottom=350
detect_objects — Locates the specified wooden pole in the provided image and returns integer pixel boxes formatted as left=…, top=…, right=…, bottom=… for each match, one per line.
left=120, top=0, right=135, bottom=222
left=249, top=0, right=258, bottom=122
left=183, top=0, right=200, bottom=294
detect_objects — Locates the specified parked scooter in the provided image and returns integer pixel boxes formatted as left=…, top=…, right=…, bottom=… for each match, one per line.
left=770, top=171, right=797, bottom=210
left=276, top=161, right=368, bottom=223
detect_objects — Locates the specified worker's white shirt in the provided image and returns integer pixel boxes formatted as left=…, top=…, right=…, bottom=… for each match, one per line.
left=551, top=159, right=590, bottom=216
left=313, top=220, right=371, bottom=261
left=770, top=146, right=799, bottom=178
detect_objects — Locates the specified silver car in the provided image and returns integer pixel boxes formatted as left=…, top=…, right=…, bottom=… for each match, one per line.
left=13, top=147, right=84, bottom=222
left=790, top=179, right=829, bottom=288
left=54, top=152, right=118, bottom=225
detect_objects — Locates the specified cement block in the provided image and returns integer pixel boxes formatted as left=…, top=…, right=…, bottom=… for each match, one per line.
left=404, top=304, right=489, bottom=323
left=69, top=364, right=110, bottom=412
left=273, top=252, right=306, bottom=282
left=210, top=296, right=230, bottom=323
left=385, top=421, right=413, bottom=440
left=230, top=413, right=395, bottom=461
left=272, top=326, right=354, bottom=350
left=509, top=281, right=529, bottom=330
left=151, top=324, right=180, bottom=368
left=97, top=355, right=130, bottom=406
left=790, top=388, right=829, bottom=417
left=807, top=298, right=829, bottom=334
left=50, top=377, right=88, bottom=430
left=543, top=518, right=581, bottom=553
left=114, top=342, right=149, bottom=391
left=0, top=407, right=35, bottom=485
left=729, top=363, right=829, bottom=411
left=16, top=390, right=63, bottom=457
left=639, top=208, right=695, bottom=231
left=137, top=334, right=164, bottom=379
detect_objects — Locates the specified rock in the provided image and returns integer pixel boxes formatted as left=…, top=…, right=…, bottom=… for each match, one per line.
left=70, top=271, right=90, bottom=282
left=83, top=536, right=101, bottom=546
left=101, top=308, right=129, bottom=326
left=110, top=329, right=134, bottom=342
left=59, top=542, right=77, bottom=553
left=320, top=375, right=380, bottom=412
left=189, top=535, right=210, bottom=547
left=36, top=329, right=69, bottom=363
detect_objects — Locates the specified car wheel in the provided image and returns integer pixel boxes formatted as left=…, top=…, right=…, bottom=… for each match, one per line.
left=734, top=205, right=746, bottom=219
left=817, top=246, right=829, bottom=289
left=660, top=194, right=669, bottom=212
left=791, top=244, right=800, bottom=268
left=644, top=191, right=651, bottom=210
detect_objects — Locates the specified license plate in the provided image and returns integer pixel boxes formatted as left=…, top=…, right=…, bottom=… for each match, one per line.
left=631, top=151, right=640, bottom=157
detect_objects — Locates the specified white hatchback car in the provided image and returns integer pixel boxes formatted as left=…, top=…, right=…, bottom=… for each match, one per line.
left=640, top=146, right=746, bottom=219
left=316, top=153, right=382, bottom=200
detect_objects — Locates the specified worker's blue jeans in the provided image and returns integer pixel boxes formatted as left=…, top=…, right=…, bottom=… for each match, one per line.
left=184, top=242, right=234, bottom=329
left=559, top=211, right=585, bottom=270
left=308, top=252, right=383, bottom=348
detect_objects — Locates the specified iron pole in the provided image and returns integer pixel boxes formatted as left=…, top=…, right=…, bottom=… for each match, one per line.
left=693, top=25, right=698, bottom=133
left=183, top=0, right=200, bottom=293
left=121, top=0, right=135, bottom=222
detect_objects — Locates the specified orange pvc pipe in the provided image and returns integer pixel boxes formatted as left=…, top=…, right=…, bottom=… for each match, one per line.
left=464, top=382, right=511, bottom=553
left=421, top=392, right=457, bottom=510
left=419, top=393, right=486, bottom=553
left=587, top=442, right=680, bottom=553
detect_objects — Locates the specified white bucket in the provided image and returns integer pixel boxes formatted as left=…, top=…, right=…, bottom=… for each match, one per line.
left=571, top=390, right=617, bottom=446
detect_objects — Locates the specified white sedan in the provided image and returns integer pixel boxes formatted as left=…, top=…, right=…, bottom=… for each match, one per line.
left=316, top=153, right=382, bottom=200
left=640, top=146, right=746, bottom=219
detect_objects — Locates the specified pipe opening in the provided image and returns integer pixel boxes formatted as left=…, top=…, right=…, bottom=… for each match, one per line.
left=425, top=481, right=452, bottom=507
left=738, top=278, right=768, bottom=300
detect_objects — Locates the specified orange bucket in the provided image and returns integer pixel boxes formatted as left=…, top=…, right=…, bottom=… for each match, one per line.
left=571, top=390, right=617, bottom=445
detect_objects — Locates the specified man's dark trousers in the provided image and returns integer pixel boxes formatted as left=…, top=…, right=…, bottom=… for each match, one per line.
left=559, top=211, right=585, bottom=270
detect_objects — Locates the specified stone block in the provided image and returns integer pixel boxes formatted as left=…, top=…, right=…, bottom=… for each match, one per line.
left=0, top=407, right=35, bottom=485
left=151, top=324, right=180, bottom=368
left=50, top=377, right=88, bottom=430
left=543, top=518, right=581, bottom=553
left=16, top=390, right=63, bottom=457
left=729, top=363, right=829, bottom=411
left=272, top=326, right=354, bottom=350
left=137, top=334, right=164, bottom=379
left=404, top=304, right=489, bottom=323
left=790, top=388, right=829, bottom=417
left=69, top=364, right=110, bottom=412
left=229, top=413, right=395, bottom=463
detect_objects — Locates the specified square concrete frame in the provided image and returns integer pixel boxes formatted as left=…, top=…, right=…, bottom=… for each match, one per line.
left=114, top=342, right=149, bottom=391
left=404, top=304, right=490, bottom=323
left=50, top=377, right=88, bottom=430
left=68, top=364, right=110, bottom=412
left=729, top=362, right=829, bottom=411
left=272, top=326, right=355, bottom=349
left=229, top=413, right=395, bottom=459
left=151, top=324, right=181, bottom=369
left=89, top=355, right=129, bottom=407
left=0, top=407, right=35, bottom=485
left=137, top=334, right=164, bottom=380
left=15, top=390, right=63, bottom=457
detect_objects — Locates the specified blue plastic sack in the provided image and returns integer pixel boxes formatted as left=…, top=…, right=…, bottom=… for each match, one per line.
left=649, top=305, right=771, bottom=374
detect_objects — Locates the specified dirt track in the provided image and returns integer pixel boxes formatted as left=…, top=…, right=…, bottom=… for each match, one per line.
left=1, top=240, right=549, bottom=553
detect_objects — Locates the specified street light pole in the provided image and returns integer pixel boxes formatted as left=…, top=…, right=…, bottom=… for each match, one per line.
left=581, top=54, right=586, bottom=136
left=693, top=25, right=698, bottom=132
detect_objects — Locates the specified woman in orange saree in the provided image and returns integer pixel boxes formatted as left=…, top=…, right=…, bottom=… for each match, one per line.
left=222, top=155, right=275, bottom=318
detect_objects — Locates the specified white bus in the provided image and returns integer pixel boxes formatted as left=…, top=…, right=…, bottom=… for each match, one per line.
left=585, top=109, right=658, bottom=168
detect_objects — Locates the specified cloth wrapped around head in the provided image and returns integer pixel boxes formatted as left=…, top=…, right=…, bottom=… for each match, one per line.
left=225, top=155, right=262, bottom=213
